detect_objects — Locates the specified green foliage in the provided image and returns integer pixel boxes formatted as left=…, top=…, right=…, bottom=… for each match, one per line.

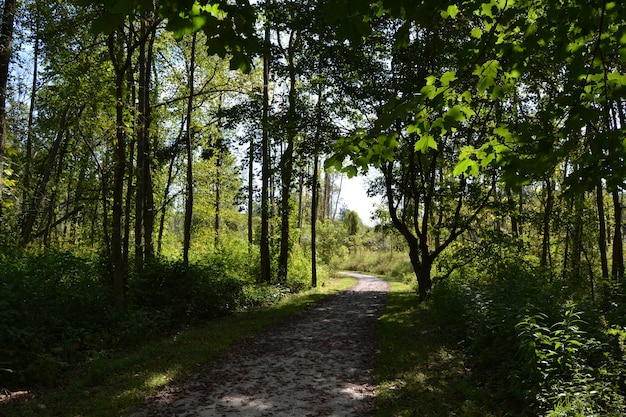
left=0, top=251, right=114, bottom=387
left=332, top=249, right=413, bottom=282
left=376, top=275, right=507, bottom=416
left=516, top=305, right=625, bottom=415
left=432, top=258, right=626, bottom=416
left=0, top=246, right=311, bottom=389
left=1, top=276, right=356, bottom=417
left=128, top=258, right=244, bottom=323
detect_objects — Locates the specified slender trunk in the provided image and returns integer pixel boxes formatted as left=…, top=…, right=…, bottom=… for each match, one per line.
left=183, top=33, right=197, bottom=266
left=157, top=145, right=177, bottom=256
left=311, top=152, right=318, bottom=288
left=44, top=134, right=70, bottom=246
left=215, top=149, right=221, bottom=248
left=259, top=9, right=272, bottom=283
left=0, top=0, right=17, bottom=215
left=540, top=178, right=553, bottom=268
left=597, top=181, right=609, bottom=280
left=505, top=186, right=518, bottom=237
left=572, top=191, right=584, bottom=283
left=310, top=82, right=325, bottom=288
left=332, top=174, right=343, bottom=221
left=108, top=30, right=132, bottom=308
left=125, top=66, right=136, bottom=274
left=612, top=188, right=623, bottom=281
left=142, top=22, right=156, bottom=261
left=297, top=170, right=304, bottom=230
left=214, top=96, right=224, bottom=249
left=123, top=138, right=135, bottom=275
left=20, top=107, right=70, bottom=246
left=321, top=171, right=330, bottom=221
left=135, top=17, right=156, bottom=267
left=24, top=29, right=38, bottom=204
left=248, top=132, right=254, bottom=250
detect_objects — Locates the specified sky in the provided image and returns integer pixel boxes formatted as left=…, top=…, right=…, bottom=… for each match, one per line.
left=336, top=174, right=382, bottom=227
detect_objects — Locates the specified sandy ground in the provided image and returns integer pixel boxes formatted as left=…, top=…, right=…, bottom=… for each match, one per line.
left=128, top=272, right=390, bottom=417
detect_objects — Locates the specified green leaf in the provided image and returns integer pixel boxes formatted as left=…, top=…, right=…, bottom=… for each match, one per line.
left=471, top=27, right=483, bottom=38
left=454, top=158, right=476, bottom=177
left=440, top=5, right=459, bottom=19
left=441, top=70, right=457, bottom=86
left=414, top=135, right=438, bottom=153
left=447, top=5, right=459, bottom=18
left=345, top=165, right=358, bottom=178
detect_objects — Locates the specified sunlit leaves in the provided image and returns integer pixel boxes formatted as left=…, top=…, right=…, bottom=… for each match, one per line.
left=440, top=5, right=459, bottom=19
left=78, top=0, right=260, bottom=73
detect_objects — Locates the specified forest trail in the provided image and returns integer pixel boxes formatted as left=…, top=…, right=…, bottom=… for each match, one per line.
left=129, top=273, right=390, bottom=417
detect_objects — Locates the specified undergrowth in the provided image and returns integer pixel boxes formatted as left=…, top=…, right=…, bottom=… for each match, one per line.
left=0, top=248, right=327, bottom=390
left=1, top=274, right=354, bottom=417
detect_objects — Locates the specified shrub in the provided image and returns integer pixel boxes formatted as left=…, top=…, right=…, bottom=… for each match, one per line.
left=128, top=258, right=244, bottom=322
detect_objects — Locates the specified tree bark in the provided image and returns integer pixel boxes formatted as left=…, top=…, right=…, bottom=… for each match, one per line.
left=540, top=177, right=553, bottom=268
left=612, top=188, right=623, bottom=282
left=278, top=30, right=297, bottom=283
left=248, top=131, right=254, bottom=250
left=597, top=181, right=609, bottom=280
left=259, top=6, right=272, bottom=283
left=23, top=26, right=38, bottom=207
left=183, top=33, right=197, bottom=266
left=108, top=29, right=133, bottom=308
left=0, top=0, right=17, bottom=216
left=20, top=107, right=70, bottom=246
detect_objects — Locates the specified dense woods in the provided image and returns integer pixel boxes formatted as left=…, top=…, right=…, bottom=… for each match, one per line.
left=1, top=0, right=626, bottom=415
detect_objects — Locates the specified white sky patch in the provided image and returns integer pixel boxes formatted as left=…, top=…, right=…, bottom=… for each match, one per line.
left=338, top=174, right=381, bottom=227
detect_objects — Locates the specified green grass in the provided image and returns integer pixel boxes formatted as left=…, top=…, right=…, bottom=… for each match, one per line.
left=1, top=275, right=355, bottom=417
left=374, top=276, right=508, bottom=417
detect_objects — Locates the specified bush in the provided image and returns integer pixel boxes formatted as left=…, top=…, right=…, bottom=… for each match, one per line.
left=432, top=259, right=626, bottom=416
left=0, top=250, right=113, bottom=387
left=128, top=258, right=244, bottom=322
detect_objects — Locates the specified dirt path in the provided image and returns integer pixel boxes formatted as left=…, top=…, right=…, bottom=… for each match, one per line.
left=129, top=273, right=390, bottom=417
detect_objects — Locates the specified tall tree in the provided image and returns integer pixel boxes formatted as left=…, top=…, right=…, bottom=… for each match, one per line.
left=0, top=0, right=17, bottom=214
left=259, top=0, right=272, bottom=283
left=108, top=26, right=134, bottom=307
left=277, top=27, right=299, bottom=283
left=183, top=32, right=197, bottom=266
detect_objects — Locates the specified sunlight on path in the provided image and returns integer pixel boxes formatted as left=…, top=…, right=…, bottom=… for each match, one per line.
left=129, top=273, right=389, bottom=417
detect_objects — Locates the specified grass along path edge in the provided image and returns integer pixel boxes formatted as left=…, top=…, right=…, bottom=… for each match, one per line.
left=2, top=275, right=356, bottom=417
left=374, top=275, right=508, bottom=417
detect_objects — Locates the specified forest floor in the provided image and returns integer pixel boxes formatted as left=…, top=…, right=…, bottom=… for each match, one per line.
left=127, top=273, right=390, bottom=417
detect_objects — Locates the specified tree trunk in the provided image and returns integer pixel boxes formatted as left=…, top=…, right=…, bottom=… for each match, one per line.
left=20, top=107, right=70, bottom=246
left=612, top=188, right=623, bottom=282
left=505, top=186, right=518, bottom=237
left=157, top=143, right=177, bottom=256
left=540, top=177, right=553, bottom=268
left=409, top=244, right=432, bottom=301
left=259, top=7, right=272, bottom=283
left=0, top=0, right=17, bottom=215
left=108, top=30, right=132, bottom=309
left=23, top=27, right=38, bottom=207
left=183, top=32, right=196, bottom=266
left=278, top=30, right=297, bottom=283
left=597, top=181, right=609, bottom=280
left=311, top=152, right=319, bottom=289
left=135, top=16, right=157, bottom=268
left=248, top=132, right=254, bottom=250
left=572, top=191, right=584, bottom=283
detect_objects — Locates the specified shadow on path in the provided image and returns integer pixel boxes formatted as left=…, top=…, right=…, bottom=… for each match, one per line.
left=129, top=273, right=390, bottom=417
